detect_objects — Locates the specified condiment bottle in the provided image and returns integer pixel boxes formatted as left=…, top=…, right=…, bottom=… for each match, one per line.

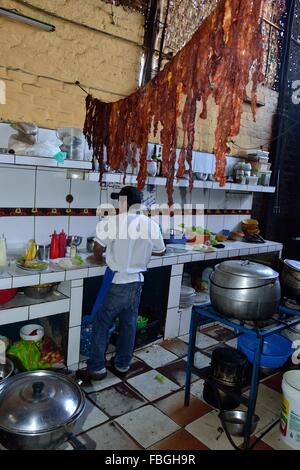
left=70, top=240, right=77, bottom=258
left=58, top=230, right=67, bottom=258
left=50, top=231, right=59, bottom=259
left=0, top=234, right=7, bottom=267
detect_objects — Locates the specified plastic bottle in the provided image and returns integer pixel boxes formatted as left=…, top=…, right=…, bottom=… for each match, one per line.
left=58, top=230, right=67, bottom=258
left=50, top=231, right=59, bottom=259
left=0, top=234, right=7, bottom=267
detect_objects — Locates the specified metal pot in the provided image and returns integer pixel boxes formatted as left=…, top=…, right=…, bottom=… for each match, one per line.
left=209, top=260, right=281, bottom=320
left=0, top=370, right=86, bottom=450
left=86, top=237, right=95, bottom=253
left=281, top=259, right=300, bottom=303
left=211, top=348, right=248, bottom=388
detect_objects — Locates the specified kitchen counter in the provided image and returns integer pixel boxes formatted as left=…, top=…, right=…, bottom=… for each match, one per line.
left=0, top=239, right=283, bottom=369
left=0, top=240, right=283, bottom=289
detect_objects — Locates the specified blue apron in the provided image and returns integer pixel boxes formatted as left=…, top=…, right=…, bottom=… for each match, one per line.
left=80, top=267, right=115, bottom=356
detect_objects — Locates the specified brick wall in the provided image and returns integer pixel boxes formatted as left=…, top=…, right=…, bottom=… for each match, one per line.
left=0, top=0, right=278, bottom=155
left=0, top=0, right=144, bottom=128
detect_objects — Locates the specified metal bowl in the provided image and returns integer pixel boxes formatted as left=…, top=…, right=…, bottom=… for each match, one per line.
left=67, top=236, right=83, bottom=247
left=24, top=284, right=57, bottom=299
left=0, top=359, right=14, bottom=384
left=219, top=410, right=260, bottom=437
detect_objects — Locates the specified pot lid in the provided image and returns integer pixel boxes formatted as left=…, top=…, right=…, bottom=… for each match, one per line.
left=180, top=286, right=195, bottom=296
left=215, top=260, right=279, bottom=279
left=0, top=370, right=85, bottom=434
left=284, top=259, right=300, bottom=272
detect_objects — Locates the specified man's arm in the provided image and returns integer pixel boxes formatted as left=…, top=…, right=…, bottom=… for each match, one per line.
left=93, top=241, right=105, bottom=263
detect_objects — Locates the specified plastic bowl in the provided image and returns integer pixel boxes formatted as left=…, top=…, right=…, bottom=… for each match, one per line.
left=238, top=333, right=293, bottom=368
left=0, top=288, right=18, bottom=304
left=20, top=324, right=44, bottom=342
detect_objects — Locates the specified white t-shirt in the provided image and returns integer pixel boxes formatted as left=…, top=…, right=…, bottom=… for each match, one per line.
left=94, top=213, right=165, bottom=284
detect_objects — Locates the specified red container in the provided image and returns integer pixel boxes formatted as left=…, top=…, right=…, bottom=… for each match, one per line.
left=0, top=288, right=18, bottom=304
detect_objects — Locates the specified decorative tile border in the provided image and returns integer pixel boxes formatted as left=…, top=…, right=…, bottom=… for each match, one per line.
left=0, top=208, right=251, bottom=217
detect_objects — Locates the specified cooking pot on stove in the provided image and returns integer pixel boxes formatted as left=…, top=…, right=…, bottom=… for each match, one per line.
left=0, top=370, right=86, bottom=450
left=211, top=347, right=248, bottom=388
left=281, top=259, right=300, bottom=303
left=209, top=260, right=281, bottom=321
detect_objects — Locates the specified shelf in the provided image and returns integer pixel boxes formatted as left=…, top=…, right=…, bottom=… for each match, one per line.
left=0, top=153, right=92, bottom=170
left=0, top=291, right=70, bottom=325
left=87, top=172, right=276, bottom=193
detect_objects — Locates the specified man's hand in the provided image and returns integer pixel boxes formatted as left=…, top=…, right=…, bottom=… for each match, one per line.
left=93, top=241, right=105, bottom=263
left=152, top=249, right=166, bottom=257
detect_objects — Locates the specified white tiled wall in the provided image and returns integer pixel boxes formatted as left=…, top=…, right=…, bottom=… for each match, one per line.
left=0, top=165, right=36, bottom=207
left=36, top=169, right=70, bottom=208
left=35, top=216, right=69, bottom=245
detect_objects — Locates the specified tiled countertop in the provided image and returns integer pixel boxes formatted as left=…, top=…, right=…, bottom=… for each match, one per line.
left=0, top=240, right=282, bottom=290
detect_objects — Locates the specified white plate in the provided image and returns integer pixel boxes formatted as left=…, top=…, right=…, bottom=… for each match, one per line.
left=16, top=262, right=49, bottom=273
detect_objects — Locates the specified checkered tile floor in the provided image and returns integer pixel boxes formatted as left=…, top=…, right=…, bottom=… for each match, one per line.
left=61, top=322, right=289, bottom=451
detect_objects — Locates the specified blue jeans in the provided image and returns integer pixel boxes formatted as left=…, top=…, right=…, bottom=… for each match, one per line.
left=87, top=282, right=143, bottom=371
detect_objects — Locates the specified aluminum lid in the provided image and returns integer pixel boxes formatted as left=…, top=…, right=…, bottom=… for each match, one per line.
left=215, top=260, right=279, bottom=279
left=284, top=259, right=300, bottom=272
left=0, top=370, right=85, bottom=433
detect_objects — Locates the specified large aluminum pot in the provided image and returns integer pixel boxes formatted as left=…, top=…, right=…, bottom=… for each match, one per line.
left=0, top=370, right=86, bottom=450
left=281, top=260, right=300, bottom=303
left=209, top=260, right=281, bottom=320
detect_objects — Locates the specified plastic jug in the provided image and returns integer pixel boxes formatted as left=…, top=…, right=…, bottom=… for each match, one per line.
left=50, top=231, right=59, bottom=259
left=0, top=234, right=7, bottom=267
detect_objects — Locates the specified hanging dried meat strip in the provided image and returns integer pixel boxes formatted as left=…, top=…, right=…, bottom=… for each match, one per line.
left=84, top=0, right=267, bottom=206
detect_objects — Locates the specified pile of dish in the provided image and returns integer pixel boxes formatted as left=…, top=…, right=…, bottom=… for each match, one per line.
left=179, top=286, right=196, bottom=308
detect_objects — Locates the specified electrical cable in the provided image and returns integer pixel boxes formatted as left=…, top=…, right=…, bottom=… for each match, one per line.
left=12, top=0, right=143, bottom=48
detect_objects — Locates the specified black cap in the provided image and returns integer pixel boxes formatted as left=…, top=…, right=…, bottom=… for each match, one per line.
left=111, top=186, right=143, bottom=207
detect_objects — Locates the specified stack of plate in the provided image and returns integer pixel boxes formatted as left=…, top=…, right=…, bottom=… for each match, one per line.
left=179, top=286, right=196, bottom=308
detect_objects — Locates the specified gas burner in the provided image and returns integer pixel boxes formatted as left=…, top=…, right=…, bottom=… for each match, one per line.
left=244, top=317, right=278, bottom=328
left=284, top=298, right=300, bottom=311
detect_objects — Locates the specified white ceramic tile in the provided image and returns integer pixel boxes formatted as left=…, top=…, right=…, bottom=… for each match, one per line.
left=178, top=306, right=193, bottom=336
left=227, top=249, right=239, bottom=258
left=224, top=193, right=242, bottom=210
left=35, top=169, right=70, bottom=208
left=0, top=275, right=12, bottom=289
left=29, top=298, right=70, bottom=319
left=148, top=258, right=163, bottom=269
left=171, top=264, right=184, bottom=276
left=69, top=286, right=83, bottom=327
left=68, top=216, right=98, bottom=239
left=127, top=370, right=180, bottom=401
left=181, top=331, right=219, bottom=349
left=0, top=154, right=14, bottom=164
left=134, top=344, right=178, bottom=368
left=204, top=252, right=217, bottom=261
left=0, top=217, right=34, bottom=248
left=88, top=266, right=106, bottom=278
left=208, top=190, right=226, bottom=210
left=71, top=279, right=83, bottom=287
left=34, top=216, right=69, bottom=245
left=191, top=188, right=209, bottom=208
left=226, top=337, right=238, bottom=348
left=240, top=194, right=253, bottom=210
left=246, top=384, right=282, bottom=416
left=223, top=215, right=240, bottom=232
left=0, top=306, right=29, bottom=325
left=192, top=253, right=205, bottom=262
left=164, top=307, right=181, bottom=339
left=261, top=424, right=292, bottom=450
left=239, top=248, right=250, bottom=256
left=183, top=352, right=211, bottom=369
left=81, top=370, right=121, bottom=393
left=115, top=405, right=180, bottom=448
left=74, top=398, right=109, bottom=434
left=65, top=268, right=88, bottom=280
left=190, top=379, right=205, bottom=400
left=67, top=325, right=81, bottom=367
left=163, top=255, right=178, bottom=266
left=40, top=271, right=65, bottom=284
left=78, top=421, right=141, bottom=450
left=12, top=274, right=40, bottom=288
left=167, top=275, right=182, bottom=309
left=186, top=410, right=244, bottom=450
left=0, top=167, right=35, bottom=207
left=177, top=254, right=192, bottom=264
left=15, top=156, right=58, bottom=167
left=70, top=180, right=100, bottom=208
left=206, top=215, right=225, bottom=234
left=217, top=249, right=229, bottom=259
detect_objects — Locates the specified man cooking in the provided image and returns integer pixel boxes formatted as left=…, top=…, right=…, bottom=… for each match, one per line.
left=76, top=186, right=165, bottom=382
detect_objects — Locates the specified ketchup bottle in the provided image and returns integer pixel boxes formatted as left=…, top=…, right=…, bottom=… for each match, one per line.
left=58, top=230, right=67, bottom=258
left=50, top=231, right=59, bottom=259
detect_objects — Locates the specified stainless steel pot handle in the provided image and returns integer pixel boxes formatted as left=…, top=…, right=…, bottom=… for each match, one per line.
left=66, top=433, right=87, bottom=451
left=209, top=273, right=276, bottom=290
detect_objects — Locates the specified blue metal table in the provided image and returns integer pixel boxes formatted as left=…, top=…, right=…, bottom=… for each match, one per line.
left=184, top=303, right=300, bottom=450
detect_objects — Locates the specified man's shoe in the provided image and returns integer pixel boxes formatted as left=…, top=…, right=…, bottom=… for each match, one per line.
left=75, top=368, right=107, bottom=382
left=110, top=357, right=130, bottom=377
